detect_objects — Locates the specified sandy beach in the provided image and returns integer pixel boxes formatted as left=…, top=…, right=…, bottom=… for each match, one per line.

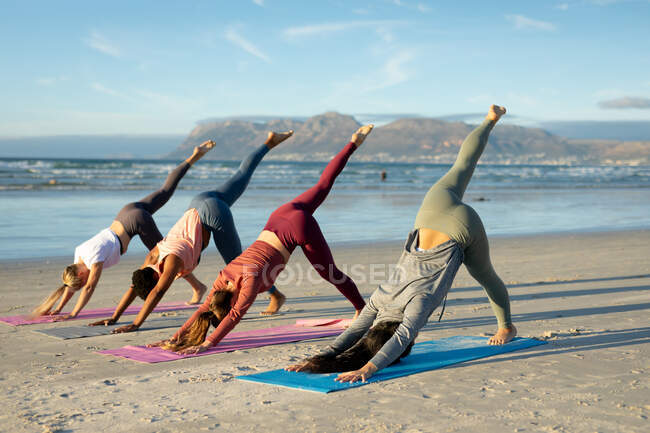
left=1, top=229, right=648, bottom=433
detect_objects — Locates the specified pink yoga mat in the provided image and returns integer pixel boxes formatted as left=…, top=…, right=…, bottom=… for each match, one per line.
left=97, top=321, right=347, bottom=363
left=0, top=302, right=198, bottom=326
left=294, top=318, right=353, bottom=328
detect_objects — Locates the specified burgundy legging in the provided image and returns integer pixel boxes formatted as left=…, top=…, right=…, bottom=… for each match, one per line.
left=263, top=142, right=365, bottom=310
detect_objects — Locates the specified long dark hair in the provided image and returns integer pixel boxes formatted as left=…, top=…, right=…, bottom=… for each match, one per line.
left=162, top=291, right=233, bottom=351
left=301, top=321, right=414, bottom=373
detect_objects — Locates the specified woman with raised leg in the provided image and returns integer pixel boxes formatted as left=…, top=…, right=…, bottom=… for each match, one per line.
left=31, top=141, right=216, bottom=319
left=287, top=105, right=517, bottom=383
left=104, top=131, right=293, bottom=333
left=147, top=125, right=374, bottom=353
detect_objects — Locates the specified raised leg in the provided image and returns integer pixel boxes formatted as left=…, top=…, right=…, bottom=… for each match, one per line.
left=216, top=131, right=293, bottom=207
left=435, top=105, right=505, bottom=199
left=139, top=140, right=216, bottom=214
left=301, top=217, right=365, bottom=311
left=291, top=125, right=372, bottom=215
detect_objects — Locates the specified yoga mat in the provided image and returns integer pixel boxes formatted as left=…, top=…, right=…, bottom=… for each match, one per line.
left=295, top=318, right=353, bottom=328
left=97, top=321, right=347, bottom=363
left=0, top=302, right=198, bottom=326
left=236, top=336, right=547, bottom=393
left=33, top=316, right=191, bottom=340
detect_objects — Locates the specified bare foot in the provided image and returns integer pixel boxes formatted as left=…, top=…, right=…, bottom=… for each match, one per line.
left=486, top=105, right=506, bottom=122
left=342, top=309, right=362, bottom=327
left=488, top=324, right=517, bottom=345
left=261, top=291, right=286, bottom=316
left=187, top=140, right=216, bottom=165
left=265, top=130, right=294, bottom=149
left=350, top=124, right=374, bottom=147
left=186, top=282, right=207, bottom=305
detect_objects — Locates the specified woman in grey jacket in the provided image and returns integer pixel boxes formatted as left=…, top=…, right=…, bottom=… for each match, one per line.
left=287, top=105, right=516, bottom=383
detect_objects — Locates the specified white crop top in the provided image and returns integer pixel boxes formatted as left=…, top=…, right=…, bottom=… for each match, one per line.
left=74, top=228, right=121, bottom=268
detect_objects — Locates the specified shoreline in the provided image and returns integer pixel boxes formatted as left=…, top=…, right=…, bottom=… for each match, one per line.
left=2, top=226, right=649, bottom=265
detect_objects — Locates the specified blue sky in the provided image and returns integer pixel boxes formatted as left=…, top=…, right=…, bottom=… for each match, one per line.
left=1, top=0, right=649, bottom=136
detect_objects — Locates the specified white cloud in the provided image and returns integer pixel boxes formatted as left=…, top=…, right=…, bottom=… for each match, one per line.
left=224, top=28, right=270, bottom=62
left=36, top=76, right=67, bottom=86
left=590, top=0, right=623, bottom=5
left=377, top=51, right=414, bottom=90
left=90, top=83, right=135, bottom=102
left=332, top=50, right=416, bottom=96
left=90, top=83, right=203, bottom=114
left=506, top=91, right=538, bottom=107
left=376, top=27, right=395, bottom=43
left=417, top=3, right=432, bottom=13
left=598, top=96, right=650, bottom=109
left=83, top=31, right=121, bottom=57
left=505, top=15, right=556, bottom=31
left=594, top=88, right=625, bottom=98
left=467, top=94, right=492, bottom=104
left=252, top=0, right=264, bottom=6
left=556, top=3, right=569, bottom=10
left=283, top=20, right=403, bottom=38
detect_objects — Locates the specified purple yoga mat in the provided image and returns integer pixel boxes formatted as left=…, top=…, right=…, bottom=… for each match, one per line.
left=0, top=302, right=198, bottom=326
left=97, top=322, right=346, bottom=363
left=294, top=318, right=352, bottom=328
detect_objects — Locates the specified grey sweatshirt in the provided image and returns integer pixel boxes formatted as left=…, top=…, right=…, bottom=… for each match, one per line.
left=320, top=229, right=463, bottom=370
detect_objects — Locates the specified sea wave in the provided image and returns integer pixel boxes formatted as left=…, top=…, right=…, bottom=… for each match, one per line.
left=0, top=158, right=648, bottom=191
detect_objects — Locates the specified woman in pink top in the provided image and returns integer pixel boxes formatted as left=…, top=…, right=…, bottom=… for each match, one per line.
left=94, top=130, right=294, bottom=333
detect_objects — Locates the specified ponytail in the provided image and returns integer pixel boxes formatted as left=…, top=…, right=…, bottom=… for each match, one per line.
left=162, top=290, right=233, bottom=352
left=31, top=285, right=66, bottom=317
left=162, top=312, right=213, bottom=351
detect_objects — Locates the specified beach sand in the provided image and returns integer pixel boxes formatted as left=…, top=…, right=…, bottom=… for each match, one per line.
left=1, top=230, right=649, bottom=432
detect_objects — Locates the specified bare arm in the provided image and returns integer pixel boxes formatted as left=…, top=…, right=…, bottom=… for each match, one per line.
left=177, top=276, right=258, bottom=354
left=67, top=262, right=103, bottom=318
left=51, top=287, right=76, bottom=315
left=112, top=255, right=182, bottom=333
left=286, top=302, right=377, bottom=372
left=88, top=286, right=138, bottom=326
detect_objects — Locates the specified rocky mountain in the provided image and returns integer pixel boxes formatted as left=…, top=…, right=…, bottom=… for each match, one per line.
left=167, top=112, right=650, bottom=165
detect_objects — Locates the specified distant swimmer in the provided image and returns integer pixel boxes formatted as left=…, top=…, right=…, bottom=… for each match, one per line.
left=31, top=141, right=216, bottom=320
left=94, top=131, right=295, bottom=333
left=380, top=170, right=387, bottom=181
left=287, top=105, right=517, bottom=383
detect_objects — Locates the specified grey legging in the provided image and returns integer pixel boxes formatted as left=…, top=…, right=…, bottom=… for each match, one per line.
left=189, top=143, right=278, bottom=293
left=115, top=161, right=191, bottom=251
left=414, top=118, right=512, bottom=328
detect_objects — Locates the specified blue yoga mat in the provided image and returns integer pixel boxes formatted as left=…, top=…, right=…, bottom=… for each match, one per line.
left=236, top=336, right=546, bottom=393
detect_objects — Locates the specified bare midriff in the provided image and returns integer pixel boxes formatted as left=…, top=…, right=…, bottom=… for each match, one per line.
left=418, top=228, right=452, bottom=250
left=109, top=220, right=132, bottom=253
left=257, top=230, right=291, bottom=263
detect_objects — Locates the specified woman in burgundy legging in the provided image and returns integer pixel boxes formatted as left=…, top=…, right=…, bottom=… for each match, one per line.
left=148, top=125, right=374, bottom=354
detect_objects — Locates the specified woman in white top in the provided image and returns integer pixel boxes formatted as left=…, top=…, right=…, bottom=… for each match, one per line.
left=31, top=141, right=215, bottom=319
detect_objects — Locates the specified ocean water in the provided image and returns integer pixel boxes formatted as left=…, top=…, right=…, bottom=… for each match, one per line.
left=1, top=157, right=649, bottom=260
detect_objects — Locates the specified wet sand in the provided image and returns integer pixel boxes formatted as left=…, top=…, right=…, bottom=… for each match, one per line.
left=0, top=230, right=649, bottom=432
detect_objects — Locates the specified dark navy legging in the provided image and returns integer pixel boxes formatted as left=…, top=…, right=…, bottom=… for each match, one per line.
left=189, top=143, right=279, bottom=293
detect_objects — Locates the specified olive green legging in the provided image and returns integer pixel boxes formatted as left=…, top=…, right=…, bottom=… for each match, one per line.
left=414, top=118, right=512, bottom=328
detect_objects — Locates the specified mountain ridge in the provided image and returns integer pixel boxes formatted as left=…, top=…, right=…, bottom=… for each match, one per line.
left=167, top=112, right=650, bottom=165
